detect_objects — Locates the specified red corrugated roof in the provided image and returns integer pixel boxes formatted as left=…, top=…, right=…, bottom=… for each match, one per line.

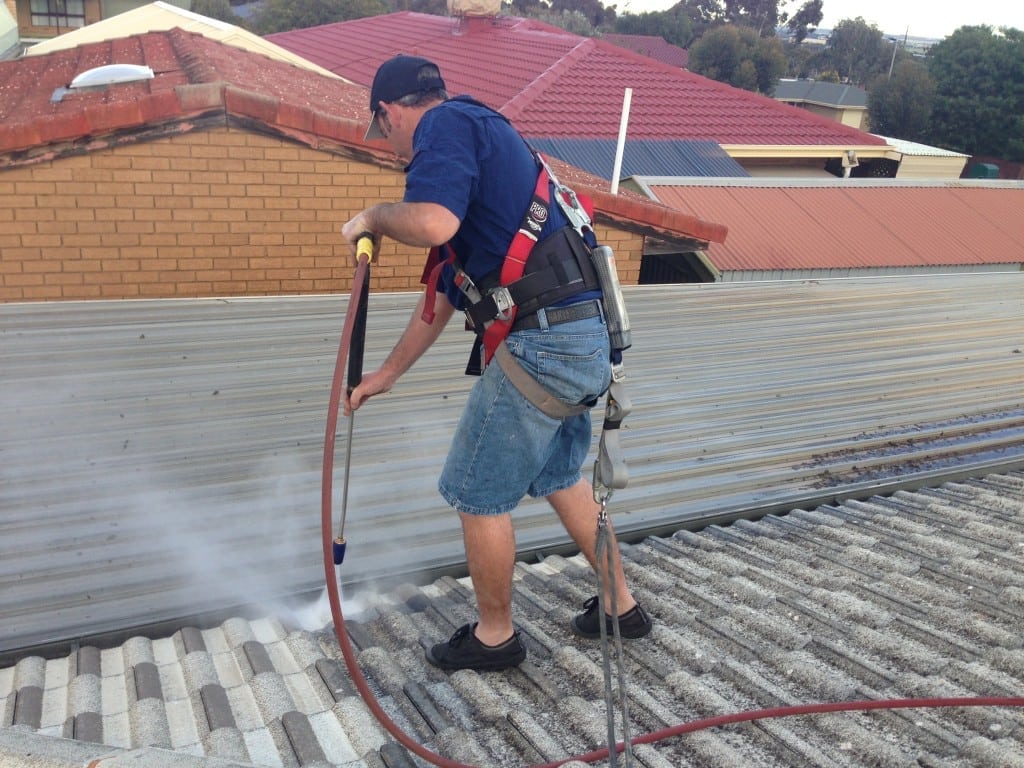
left=0, top=28, right=725, bottom=246
left=269, top=12, right=886, bottom=146
left=647, top=181, right=1024, bottom=272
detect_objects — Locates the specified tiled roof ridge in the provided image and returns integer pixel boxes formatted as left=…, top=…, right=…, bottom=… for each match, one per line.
left=500, top=36, right=594, bottom=119
left=167, top=25, right=220, bottom=85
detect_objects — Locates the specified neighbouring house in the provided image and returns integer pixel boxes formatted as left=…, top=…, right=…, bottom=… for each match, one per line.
left=9, top=0, right=180, bottom=43
left=21, top=0, right=343, bottom=81
left=0, top=0, right=18, bottom=58
left=773, top=78, right=869, bottom=132
left=872, top=135, right=970, bottom=179
left=0, top=27, right=725, bottom=303
left=773, top=81, right=970, bottom=180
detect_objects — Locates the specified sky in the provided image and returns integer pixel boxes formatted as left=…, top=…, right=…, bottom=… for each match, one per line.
left=615, top=0, right=1024, bottom=41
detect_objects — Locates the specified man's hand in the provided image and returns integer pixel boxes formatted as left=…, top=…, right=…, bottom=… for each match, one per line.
left=342, top=208, right=380, bottom=261
left=343, top=367, right=394, bottom=416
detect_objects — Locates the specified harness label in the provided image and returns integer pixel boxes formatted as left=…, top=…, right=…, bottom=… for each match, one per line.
left=529, top=200, right=548, bottom=224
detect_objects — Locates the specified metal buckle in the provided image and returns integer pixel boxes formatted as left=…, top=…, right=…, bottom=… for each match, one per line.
left=490, top=286, right=516, bottom=321
left=454, top=269, right=482, bottom=303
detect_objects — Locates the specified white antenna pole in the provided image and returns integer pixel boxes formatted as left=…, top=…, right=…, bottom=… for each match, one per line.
left=610, top=87, right=632, bottom=195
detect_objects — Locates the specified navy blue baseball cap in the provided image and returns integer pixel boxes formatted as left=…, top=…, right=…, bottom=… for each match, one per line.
left=365, top=55, right=446, bottom=140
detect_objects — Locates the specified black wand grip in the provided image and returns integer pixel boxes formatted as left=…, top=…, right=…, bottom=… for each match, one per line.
left=347, top=262, right=370, bottom=393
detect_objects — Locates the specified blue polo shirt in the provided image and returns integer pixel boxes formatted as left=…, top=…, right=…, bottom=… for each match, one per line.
left=403, top=96, right=570, bottom=310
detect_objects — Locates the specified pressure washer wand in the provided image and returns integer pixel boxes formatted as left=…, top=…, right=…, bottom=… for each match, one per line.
left=323, top=234, right=374, bottom=567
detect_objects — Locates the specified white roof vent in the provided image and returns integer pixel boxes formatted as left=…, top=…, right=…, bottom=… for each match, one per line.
left=69, top=64, right=155, bottom=89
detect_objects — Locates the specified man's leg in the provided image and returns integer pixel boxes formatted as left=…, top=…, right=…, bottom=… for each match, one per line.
left=459, top=510, right=517, bottom=646
left=548, top=477, right=637, bottom=614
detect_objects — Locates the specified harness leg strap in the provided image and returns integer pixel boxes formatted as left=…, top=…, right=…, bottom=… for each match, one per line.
left=494, top=342, right=589, bottom=420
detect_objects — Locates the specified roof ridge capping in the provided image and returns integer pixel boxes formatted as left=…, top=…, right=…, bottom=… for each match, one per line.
left=500, top=35, right=594, bottom=118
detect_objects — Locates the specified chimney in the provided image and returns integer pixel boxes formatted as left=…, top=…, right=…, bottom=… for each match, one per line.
left=447, top=0, right=500, bottom=19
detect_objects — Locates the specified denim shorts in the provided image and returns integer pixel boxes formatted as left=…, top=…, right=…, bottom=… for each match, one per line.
left=439, top=306, right=612, bottom=515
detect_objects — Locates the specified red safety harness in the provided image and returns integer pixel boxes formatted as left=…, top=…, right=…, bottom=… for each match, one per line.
left=420, top=163, right=552, bottom=366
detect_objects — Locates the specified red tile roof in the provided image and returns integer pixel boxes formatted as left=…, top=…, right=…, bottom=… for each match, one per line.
left=601, top=33, right=688, bottom=69
left=269, top=12, right=886, bottom=147
left=645, top=180, right=1024, bottom=272
left=0, top=29, right=370, bottom=159
left=0, top=28, right=725, bottom=246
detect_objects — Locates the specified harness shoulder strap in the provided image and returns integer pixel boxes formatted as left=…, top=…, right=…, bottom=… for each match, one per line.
left=479, top=163, right=551, bottom=364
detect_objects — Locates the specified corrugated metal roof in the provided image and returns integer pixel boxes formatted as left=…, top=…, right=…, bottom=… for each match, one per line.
left=268, top=12, right=890, bottom=148
left=874, top=134, right=970, bottom=158
left=635, top=178, right=1024, bottom=275
left=23, top=1, right=345, bottom=80
left=528, top=138, right=749, bottom=180
left=2, top=470, right=1023, bottom=767
left=3, top=273, right=1023, bottom=657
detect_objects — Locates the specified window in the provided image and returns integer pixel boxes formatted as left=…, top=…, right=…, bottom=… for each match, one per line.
left=30, top=0, right=85, bottom=28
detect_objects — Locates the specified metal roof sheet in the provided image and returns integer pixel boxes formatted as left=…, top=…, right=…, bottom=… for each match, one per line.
left=3, top=272, right=1023, bottom=658
left=528, top=138, right=750, bottom=180
left=874, top=134, right=970, bottom=158
left=1, top=470, right=1023, bottom=767
left=636, top=178, right=1024, bottom=274
left=268, top=13, right=889, bottom=147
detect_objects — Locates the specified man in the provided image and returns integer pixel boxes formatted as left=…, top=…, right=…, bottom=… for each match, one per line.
left=342, top=55, right=651, bottom=671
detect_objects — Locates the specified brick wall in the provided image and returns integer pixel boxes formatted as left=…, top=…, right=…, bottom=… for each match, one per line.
left=1, top=125, right=644, bottom=302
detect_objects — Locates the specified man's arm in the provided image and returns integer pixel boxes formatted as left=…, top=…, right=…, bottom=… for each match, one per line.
left=340, top=199, right=461, bottom=412
left=342, top=201, right=459, bottom=251
left=344, top=282, right=456, bottom=414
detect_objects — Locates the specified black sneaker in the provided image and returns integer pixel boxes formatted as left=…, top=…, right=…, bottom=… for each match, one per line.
left=570, top=596, right=653, bottom=640
left=425, top=623, right=527, bottom=671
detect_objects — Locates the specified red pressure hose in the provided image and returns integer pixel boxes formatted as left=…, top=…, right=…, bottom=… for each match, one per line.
left=320, top=257, right=1024, bottom=768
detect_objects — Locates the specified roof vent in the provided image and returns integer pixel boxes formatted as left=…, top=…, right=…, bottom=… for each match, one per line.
left=69, top=64, right=155, bottom=89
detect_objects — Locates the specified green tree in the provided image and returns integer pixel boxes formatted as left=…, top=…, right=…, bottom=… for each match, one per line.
left=825, top=16, right=890, bottom=85
left=688, top=24, right=786, bottom=94
left=867, top=59, right=935, bottom=140
left=550, top=0, right=615, bottom=28
left=783, top=0, right=821, bottom=43
left=190, top=0, right=247, bottom=26
left=926, top=25, right=1024, bottom=161
left=252, top=0, right=389, bottom=34
left=537, top=9, right=598, bottom=35
left=394, top=0, right=449, bottom=14
left=723, top=0, right=778, bottom=35
left=614, top=8, right=693, bottom=48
